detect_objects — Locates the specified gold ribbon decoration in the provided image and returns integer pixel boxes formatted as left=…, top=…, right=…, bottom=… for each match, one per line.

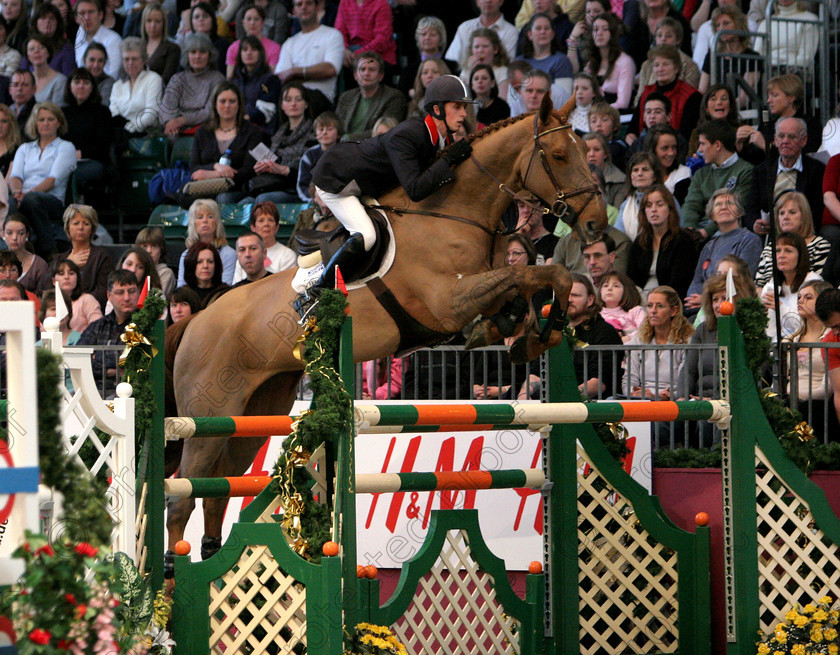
left=118, top=323, right=158, bottom=367
left=606, top=422, right=628, bottom=441
left=793, top=421, right=815, bottom=442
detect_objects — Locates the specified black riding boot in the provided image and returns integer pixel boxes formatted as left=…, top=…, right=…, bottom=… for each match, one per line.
left=295, top=233, right=367, bottom=319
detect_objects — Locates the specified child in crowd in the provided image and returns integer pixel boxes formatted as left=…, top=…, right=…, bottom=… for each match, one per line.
left=135, top=226, right=175, bottom=298
left=599, top=270, right=645, bottom=342
left=589, top=101, right=626, bottom=170
left=296, top=111, right=341, bottom=203
left=570, top=72, right=601, bottom=134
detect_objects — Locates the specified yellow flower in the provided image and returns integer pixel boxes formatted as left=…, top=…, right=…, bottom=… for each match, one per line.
left=787, top=609, right=801, bottom=622
left=795, top=615, right=809, bottom=627
left=811, top=629, right=824, bottom=642
left=758, top=644, right=771, bottom=655
left=820, top=596, right=834, bottom=605
left=815, top=610, right=829, bottom=622
left=804, top=604, right=818, bottom=614
left=774, top=652, right=784, bottom=655
left=775, top=631, right=787, bottom=644
left=776, top=624, right=787, bottom=633
left=791, top=644, right=806, bottom=655
left=825, top=628, right=838, bottom=640
left=830, top=644, right=839, bottom=655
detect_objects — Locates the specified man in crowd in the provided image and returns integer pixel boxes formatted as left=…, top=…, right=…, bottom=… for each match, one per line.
left=582, top=235, right=618, bottom=291
left=232, top=232, right=271, bottom=287
left=9, top=70, right=35, bottom=135
left=77, top=270, right=140, bottom=398
left=74, top=0, right=122, bottom=79
left=553, top=225, right=630, bottom=277
left=335, top=51, right=407, bottom=141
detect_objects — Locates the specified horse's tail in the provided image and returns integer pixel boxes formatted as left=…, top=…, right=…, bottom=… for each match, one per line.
left=164, top=313, right=197, bottom=418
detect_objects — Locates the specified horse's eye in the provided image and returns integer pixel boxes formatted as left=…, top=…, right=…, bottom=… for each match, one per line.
left=552, top=153, right=565, bottom=161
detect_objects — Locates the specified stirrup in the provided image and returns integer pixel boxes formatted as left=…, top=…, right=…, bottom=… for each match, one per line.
left=164, top=549, right=175, bottom=579
left=201, top=535, right=222, bottom=561
left=294, top=291, right=320, bottom=323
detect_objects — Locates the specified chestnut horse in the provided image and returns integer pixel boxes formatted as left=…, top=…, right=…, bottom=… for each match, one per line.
left=166, top=96, right=607, bottom=557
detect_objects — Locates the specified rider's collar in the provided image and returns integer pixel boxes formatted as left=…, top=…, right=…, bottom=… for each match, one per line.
left=424, top=114, right=451, bottom=149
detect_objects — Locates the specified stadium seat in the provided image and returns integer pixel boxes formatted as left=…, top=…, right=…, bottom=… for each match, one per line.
left=169, top=136, right=194, bottom=166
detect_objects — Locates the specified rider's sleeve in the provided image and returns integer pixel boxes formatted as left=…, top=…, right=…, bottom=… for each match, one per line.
left=386, top=129, right=455, bottom=202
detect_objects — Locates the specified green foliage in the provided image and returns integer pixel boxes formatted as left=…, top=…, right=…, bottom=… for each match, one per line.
left=653, top=446, right=722, bottom=469
left=735, top=296, right=772, bottom=379
left=114, top=551, right=155, bottom=639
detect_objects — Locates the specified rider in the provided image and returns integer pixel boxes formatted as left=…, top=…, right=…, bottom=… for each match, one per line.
left=298, top=75, right=477, bottom=316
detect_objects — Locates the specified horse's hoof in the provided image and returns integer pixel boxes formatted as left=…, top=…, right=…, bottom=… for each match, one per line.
left=465, top=319, right=500, bottom=350
left=201, top=536, right=222, bottom=560
left=164, top=549, right=175, bottom=579
left=509, top=336, right=530, bottom=364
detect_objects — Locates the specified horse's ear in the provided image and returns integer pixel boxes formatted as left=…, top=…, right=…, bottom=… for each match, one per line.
left=539, top=91, right=554, bottom=124
left=557, top=95, right=576, bottom=124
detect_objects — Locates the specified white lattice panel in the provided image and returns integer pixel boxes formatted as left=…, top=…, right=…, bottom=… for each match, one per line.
left=391, top=530, right=520, bottom=655
left=209, top=544, right=308, bottom=654
left=755, top=447, right=840, bottom=632
left=135, top=481, right=148, bottom=574
left=577, top=446, right=679, bottom=654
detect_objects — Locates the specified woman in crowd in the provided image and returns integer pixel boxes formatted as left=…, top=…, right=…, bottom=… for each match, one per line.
left=9, top=102, right=76, bottom=259
left=231, top=201, right=296, bottom=284
left=62, top=68, right=112, bottom=200
left=135, top=226, right=175, bottom=297
left=159, top=32, right=225, bottom=138
left=582, top=13, right=635, bottom=110
left=118, top=246, right=162, bottom=290
left=518, top=13, right=572, bottom=85
left=177, top=199, right=236, bottom=286
left=2, top=214, right=49, bottom=292
left=698, top=6, right=761, bottom=97
left=460, top=28, right=509, bottom=99
left=168, top=285, right=201, bottom=325
left=622, top=285, right=694, bottom=404
left=0, top=104, right=21, bottom=177
left=83, top=43, right=115, bottom=106
left=182, top=241, right=229, bottom=307
left=621, top=0, right=691, bottom=68
left=407, top=57, right=449, bottom=118
left=186, top=2, right=230, bottom=73
left=583, top=131, right=626, bottom=209
left=599, top=270, right=645, bottom=342
left=233, top=0, right=289, bottom=44
left=645, top=124, right=691, bottom=204
left=27, top=35, right=65, bottom=104
left=110, top=38, right=163, bottom=136
left=39, top=288, right=79, bottom=345
left=246, top=81, right=314, bottom=204
left=56, top=204, right=114, bottom=308
left=755, top=0, right=818, bottom=70
left=615, top=152, right=663, bottom=241
left=189, top=80, right=262, bottom=204
left=142, top=3, right=180, bottom=85
left=633, top=18, right=700, bottom=106
left=103, top=0, right=125, bottom=36
left=754, top=192, right=830, bottom=288
left=400, top=16, right=449, bottom=95
left=48, top=0, right=76, bottom=44
left=0, top=17, right=20, bottom=78
left=231, top=35, right=281, bottom=135
left=51, top=258, right=101, bottom=333
left=761, top=231, right=822, bottom=340
left=470, top=64, right=509, bottom=126
left=565, top=0, right=608, bottom=64
left=224, top=3, right=280, bottom=78
left=627, top=183, right=697, bottom=298
left=24, top=4, right=74, bottom=75
left=688, top=84, right=742, bottom=156
left=570, top=72, right=601, bottom=134
left=2, top=0, right=27, bottom=53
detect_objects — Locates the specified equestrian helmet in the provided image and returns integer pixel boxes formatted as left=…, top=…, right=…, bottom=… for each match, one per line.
left=424, top=75, right=477, bottom=114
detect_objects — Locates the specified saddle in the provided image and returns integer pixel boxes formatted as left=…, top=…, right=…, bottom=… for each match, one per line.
left=293, top=207, right=391, bottom=284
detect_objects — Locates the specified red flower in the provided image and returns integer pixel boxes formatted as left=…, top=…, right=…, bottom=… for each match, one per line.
left=74, top=604, right=87, bottom=620
left=35, top=544, right=55, bottom=557
left=64, top=593, right=76, bottom=604
left=57, top=639, right=70, bottom=650
left=74, top=543, right=98, bottom=557
left=28, top=629, right=51, bottom=645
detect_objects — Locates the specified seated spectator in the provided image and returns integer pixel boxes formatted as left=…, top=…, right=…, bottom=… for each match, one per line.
left=634, top=17, right=699, bottom=106
left=0, top=16, right=21, bottom=78
left=553, top=221, right=631, bottom=276
left=177, top=199, right=236, bottom=286
left=8, top=70, right=35, bottom=134
left=688, top=84, right=742, bottom=157
left=232, top=201, right=296, bottom=283
left=754, top=192, right=830, bottom=288
left=682, top=119, right=753, bottom=237
left=582, top=13, right=635, bottom=110
left=56, top=204, right=114, bottom=308
left=110, top=37, right=163, bottom=135
left=645, top=124, right=691, bottom=204
left=517, top=13, right=572, bottom=95
left=102, top=0, right=124, bottom=36
left=754, top=0, right=817, bottom=71
left=690, top=0, right=737, bottom=68
left=50, top=0, right=78, bottom=45
left=141, top=3, right=180, bottom=84
left=407, top=57, right=450, bottom=118
left=159, top=32, right=226, bottom=137
left=167, top=285, right=201, bottom=324
left=567, top=272, right=623, bottom=398
left=372, top=115, right=397, bottom=136
left=2, top=214, right=50, bottom=292
left=521, top=68, right=555, bottom=112
left=684, top=189, right=762, bottom=311
left=627, top=184, right=697, bottom=298
left=8, top=102, right=75, bottom=258
left=181, top=241, right=229, bottom=306
left=588, top=102, right=626, bottom=170
left=505, top=59, right=531, bottom=113
left=399, top=16, right=454, bottom=96
left=231, top=35, right=281, bottom=136
left=582, top=232, right=621, bottom=292
left=135, top=226, right=175, bottom=297
left=334, top=0, right=396, bottom=73
left=446, top=0, right=518, bottom=70
left=74, top=0, right=122, bottom=79
left=698, top=6, right=761, bottom=99
left=564, top=0, right=609, bottom=66
left=243, top=81, right=314, bottom=203
left=0, top=102, right=19, bottom=176
left=83, top=42, right=115, bottom=106
left=51, top=257, right=103, bottom=332
left=746, top=117, right=825, bottom=236
left=175, top=0, right=232, bottom=45
left=569, top=72, right=601, bottom=134
left=822, top=153, right=840, bottom=248
left=23, top=4, right=73, bottom=76
left=469, top=64, right=509, bottom=126
left=2, top=0, right=27, bottom=54
left=77, top=269, right=140, bottom=398
left=0, top=250, right=40, bottom=310
left=274, top=0, right=344, bottom=111
left=459, top=28, right=511, bottom=102
left=184, top=2, right=230, bottom=73
left=626, top=92, right=683, bottom=162
left=600, top=270, right=645, bottom=342
left=363, top=356, right=404, bottom=400
left=27, top=35, right=66, bottom=104
left=297, top=110, right=340, bottom=202
left=515, top=0, right=574, bottom=57
left=583, top=131, right=626, bottom=209
left=189, top=80, right=262, bottom=204
left=0, top=278, right=26, bottom=302
left=762, top=231, right=822, bottom=340
left=816, top=288, right=840, bottom=432
left=515, top=194, right=557, bottom=263
left=615, top=152, right=663, bottom=242
left=627, top=45, right=701, bottom=142
left=737, top=74, right=821, bottom=165
left=621, top=0, right=691, bottom=69
left=233, top=0, right=290, bottom=45
left=39, top=288, right=80, bottom=345
left=117, top=245, right=161, bottom=289
left=336, top=51, right=406, bottom=142
left=63, top=68, right=113, bottom=202
left=231, top=230, right=271, bottom=287
left=225, top=4, right=280, bottom=78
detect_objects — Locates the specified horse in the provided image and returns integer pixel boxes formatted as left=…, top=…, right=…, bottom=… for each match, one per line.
left=165, top=95, right=608, bottom=561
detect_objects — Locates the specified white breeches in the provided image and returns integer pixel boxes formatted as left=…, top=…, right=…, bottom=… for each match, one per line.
left=315, top=185, right=376, bottom=251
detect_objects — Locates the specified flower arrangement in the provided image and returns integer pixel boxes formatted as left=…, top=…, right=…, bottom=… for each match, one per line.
left=344, top=622, right=407, bottom=655
left=756, top=595, right=840, bottom=654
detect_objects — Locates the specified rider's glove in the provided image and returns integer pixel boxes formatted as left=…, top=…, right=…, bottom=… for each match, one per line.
left=443, top=139, right=472, bottom=167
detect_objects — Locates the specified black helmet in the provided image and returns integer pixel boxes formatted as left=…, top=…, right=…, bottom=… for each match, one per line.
left=423, top=75, right=476, bottom=114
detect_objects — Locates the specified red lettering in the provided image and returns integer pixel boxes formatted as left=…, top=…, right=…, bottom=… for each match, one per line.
left=421, top=436, right=484, bottom=528
left=513, top=439, right=544, bottom=534
left=380, top=436, right=422, bottom=533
